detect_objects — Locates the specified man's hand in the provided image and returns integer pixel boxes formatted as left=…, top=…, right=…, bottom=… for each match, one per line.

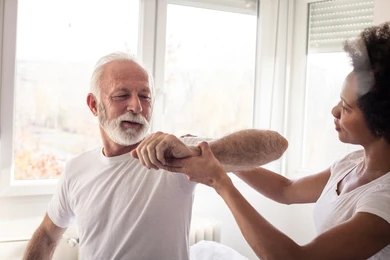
left=131, top=132, right=200, bottom=170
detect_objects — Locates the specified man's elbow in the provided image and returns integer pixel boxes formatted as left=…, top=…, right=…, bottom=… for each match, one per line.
left=274, top=132, right=288, bottom=159
left=260, top=131, right=288, bottom=162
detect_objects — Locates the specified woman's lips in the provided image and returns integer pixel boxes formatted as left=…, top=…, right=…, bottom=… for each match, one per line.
left=334, top=119, right=341, bottom=131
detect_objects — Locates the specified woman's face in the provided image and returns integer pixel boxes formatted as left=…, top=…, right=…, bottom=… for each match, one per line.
left=331, top=72, right=376, bottom=146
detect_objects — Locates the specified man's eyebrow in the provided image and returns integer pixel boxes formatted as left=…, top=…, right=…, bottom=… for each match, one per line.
left=139, top=88, right=151, bottom=94
left=111, top=88, right=129, bottom=94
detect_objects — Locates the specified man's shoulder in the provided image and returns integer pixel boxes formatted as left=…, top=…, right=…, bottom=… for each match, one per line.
left=66, top=147, right=102, bottom=166
left=62, top=147, right=102, bottom=179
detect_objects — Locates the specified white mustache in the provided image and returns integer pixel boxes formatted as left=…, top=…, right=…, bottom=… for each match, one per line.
left=117, top=113, right=148, bottom=125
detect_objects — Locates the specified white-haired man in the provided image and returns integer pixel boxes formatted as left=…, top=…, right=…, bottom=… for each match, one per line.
left=23, top=52, right=288, bottom=260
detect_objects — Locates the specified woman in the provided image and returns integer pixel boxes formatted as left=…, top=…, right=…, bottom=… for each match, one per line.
left=172, top=22, right=390, bottom=259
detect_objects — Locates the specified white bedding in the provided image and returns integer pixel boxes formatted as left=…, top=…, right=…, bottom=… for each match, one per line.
left=190, top=240, right=249, bottom=260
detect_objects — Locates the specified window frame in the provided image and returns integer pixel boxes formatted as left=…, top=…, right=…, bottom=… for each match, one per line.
left=0, top=0, right=154, bottom=196
left=284, top=0, right=312, bottom=177
left=0, top=0, right=287, bottom=197
left=285, top=0, right=342, bottom=177
left=152, top=0, right=289, bottom=138
left=0, top=0, right=48, bottom=196
left=284, top=0, right=370, bottom=177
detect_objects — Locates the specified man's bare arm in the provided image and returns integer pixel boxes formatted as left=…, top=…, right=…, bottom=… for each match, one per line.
left=131, top=129, right=288, bottom=171
left=23, top=214, right=65, bottom=260
left=207, top=129, right=288, bottom=171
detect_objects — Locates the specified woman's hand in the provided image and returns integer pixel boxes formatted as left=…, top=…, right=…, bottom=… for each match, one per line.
left=168, top=142, right=232, bottom=191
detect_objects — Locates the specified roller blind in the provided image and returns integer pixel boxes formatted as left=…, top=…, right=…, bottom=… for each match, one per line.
left=308, top=0, right=374, bottom=53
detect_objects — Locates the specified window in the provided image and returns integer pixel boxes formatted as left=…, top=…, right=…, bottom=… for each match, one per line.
left=0, top=0, right=140, bottom=193
left=1, top=0, right=276, bottom=196
left=152, top=0, right=258, bottom=138
left=286, top=0, right=374, bottom=175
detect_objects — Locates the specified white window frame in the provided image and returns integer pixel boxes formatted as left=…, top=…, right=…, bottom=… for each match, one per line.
left=284, top=0, right=370, bottom=177
left=284, top=0, right=346, bottom=178
left=284, top=0, right=313, bottom=177
left=253, top=0, right=292, bottom=173
left=0, top=0, right=288, bottom=197
left=0, top=0, right=158, bottom=196
left=151, top=0, right=290, bottom=169
left=0, top=0, right=48, bottom=197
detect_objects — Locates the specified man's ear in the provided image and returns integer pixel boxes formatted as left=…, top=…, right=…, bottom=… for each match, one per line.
left=87, top=93, right=98, bottom=116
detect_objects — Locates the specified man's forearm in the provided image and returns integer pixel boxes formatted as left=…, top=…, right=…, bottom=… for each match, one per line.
left=208, top=129, right=288, bottom=171
left=23, top=228, right=58, bottom=260
left=131, top=130, right=287, bottom=171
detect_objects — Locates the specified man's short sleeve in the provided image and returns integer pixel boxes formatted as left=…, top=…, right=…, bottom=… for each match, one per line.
left=47, top=168, right=74, bottom=228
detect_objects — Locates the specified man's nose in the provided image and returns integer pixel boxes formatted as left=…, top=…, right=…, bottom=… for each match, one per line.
left=127, top=95, right=142, bottom=114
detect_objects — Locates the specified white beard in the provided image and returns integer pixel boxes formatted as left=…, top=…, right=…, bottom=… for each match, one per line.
left=98, top=105, right=150, bottom=146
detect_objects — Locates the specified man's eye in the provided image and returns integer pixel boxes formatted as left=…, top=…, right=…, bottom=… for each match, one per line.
left=111, top=95, right=128, bottom=101
left=140, top=95, right=151, bottom=101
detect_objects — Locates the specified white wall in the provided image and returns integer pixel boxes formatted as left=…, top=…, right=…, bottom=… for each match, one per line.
left=0, top=196, right=79, bottom=259
left=0, top=195, right=49, bottom=247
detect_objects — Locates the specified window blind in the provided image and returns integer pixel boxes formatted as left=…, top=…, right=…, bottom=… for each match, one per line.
left=308, top=0, right=374, bottom=53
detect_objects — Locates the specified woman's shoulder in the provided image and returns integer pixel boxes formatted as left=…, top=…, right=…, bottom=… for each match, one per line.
left=337, top=149, right=364, bottom=164
left=330, top=149, right=364, bottom=175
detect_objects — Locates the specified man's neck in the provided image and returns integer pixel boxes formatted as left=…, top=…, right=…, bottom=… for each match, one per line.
left=102, top=142, right=140, bottom=157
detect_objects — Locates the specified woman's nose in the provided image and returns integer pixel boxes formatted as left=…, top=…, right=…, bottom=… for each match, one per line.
left=331, top=102, right=341, bottom=119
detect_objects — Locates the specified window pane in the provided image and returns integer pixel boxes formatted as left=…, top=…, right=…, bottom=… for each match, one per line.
left=300, top=0, right=374, bottom=172
left=13, top=0, right=139, bottom=180
left=302, top=52, right=359, bottom=170
left=153, top=4, right=257, bottom=138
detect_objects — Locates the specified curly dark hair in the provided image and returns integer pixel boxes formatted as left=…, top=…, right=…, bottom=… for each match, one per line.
left=344, top=22, right=390, bottom=143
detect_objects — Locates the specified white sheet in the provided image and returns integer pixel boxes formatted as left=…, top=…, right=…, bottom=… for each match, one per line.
left=190, top=240, right=249, bottom=260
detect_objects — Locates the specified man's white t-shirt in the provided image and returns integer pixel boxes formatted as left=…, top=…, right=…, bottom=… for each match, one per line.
left=314, top=150, right=390, bottom=259
left=48, top=137, right=203, bottom=260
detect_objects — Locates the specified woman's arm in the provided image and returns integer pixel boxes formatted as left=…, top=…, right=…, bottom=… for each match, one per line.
left=234, top=167, right=330, bottom=204
left=177, top=142, right=390, bottom=260
left=219, top=180, right=390, bottom=259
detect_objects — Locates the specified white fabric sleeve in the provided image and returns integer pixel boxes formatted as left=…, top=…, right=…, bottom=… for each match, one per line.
left=47, top=166, right=75, bottom=228
left=356, top=185, right=390, bottom=224
left=181, top=136, right=213, bottom=146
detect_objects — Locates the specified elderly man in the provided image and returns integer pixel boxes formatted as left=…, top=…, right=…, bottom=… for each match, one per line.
left=23, top=52, right=288, bottom=260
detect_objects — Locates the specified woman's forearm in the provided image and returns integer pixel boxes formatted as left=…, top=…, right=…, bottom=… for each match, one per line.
left=235, top=167, right=293, bottom=204
left=215, top=180, right=301, bottom=260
